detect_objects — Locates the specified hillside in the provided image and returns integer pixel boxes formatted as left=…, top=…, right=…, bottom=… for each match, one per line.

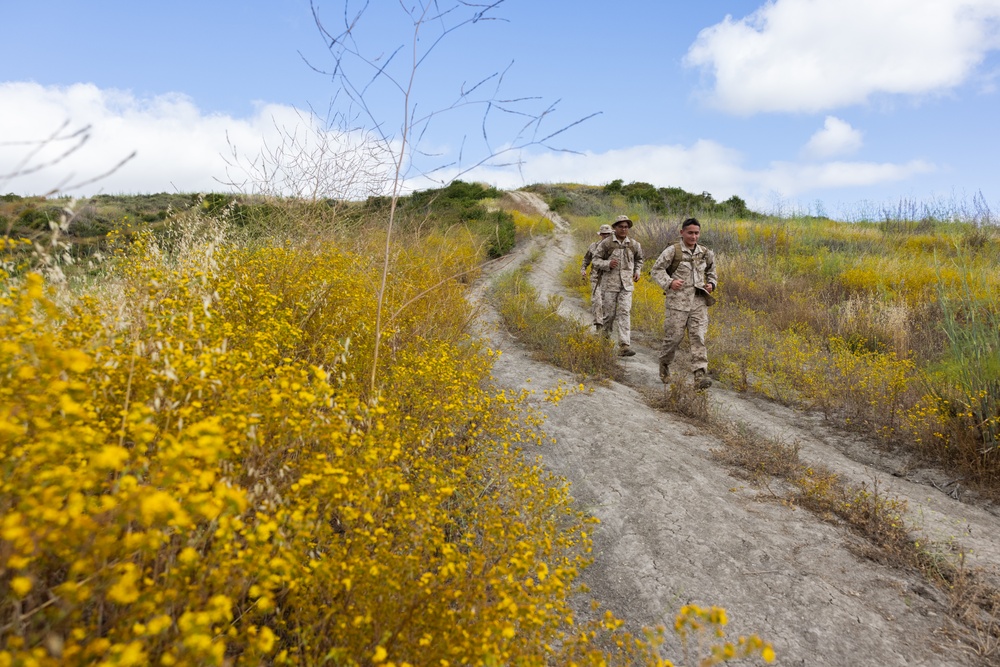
left=2, top=183, right=998, bottom=665
left=487, top=192, right=1000, bottom=665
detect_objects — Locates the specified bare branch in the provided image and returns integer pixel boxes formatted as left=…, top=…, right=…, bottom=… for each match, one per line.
left=294, top=1, right=598, bottom=393
left=0, top=121, right=89, bottom=181
left=1, top=120, right=137, bottom=197
left=46, top=150, right=138, bottom=197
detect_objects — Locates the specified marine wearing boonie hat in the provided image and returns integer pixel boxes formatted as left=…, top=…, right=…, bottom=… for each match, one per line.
left=597, top=224, right=613, bottom=235
left=614, top=214, right=633, bottom=228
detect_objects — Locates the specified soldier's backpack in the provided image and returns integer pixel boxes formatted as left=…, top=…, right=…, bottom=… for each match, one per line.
left=665, top=242, right=684, bottom=278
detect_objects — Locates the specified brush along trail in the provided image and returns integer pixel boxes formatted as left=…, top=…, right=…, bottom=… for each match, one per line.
left=466, top=191, right=1000, bottom=666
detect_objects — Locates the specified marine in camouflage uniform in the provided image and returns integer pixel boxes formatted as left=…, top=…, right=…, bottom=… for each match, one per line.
left=580, top=224, right=614, bottom=328
left=591, top=215, right=644, bottom=356
left=650, top=217, right=718, bottom=388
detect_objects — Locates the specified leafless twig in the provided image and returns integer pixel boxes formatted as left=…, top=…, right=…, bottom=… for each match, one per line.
left=0, top=120, right=136, bottom=197
left=299, top=0, right=597, bottom=394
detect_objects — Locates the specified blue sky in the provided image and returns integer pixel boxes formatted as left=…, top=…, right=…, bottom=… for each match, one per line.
left=2, top=0, right=1000, bottom=219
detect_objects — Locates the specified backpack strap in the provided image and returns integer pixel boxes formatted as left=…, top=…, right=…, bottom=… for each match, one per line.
left=666, top=242, right=685, bottom=277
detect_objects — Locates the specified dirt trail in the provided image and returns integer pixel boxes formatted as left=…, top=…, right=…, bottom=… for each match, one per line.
left=474, top=192, right=1000, bottom=666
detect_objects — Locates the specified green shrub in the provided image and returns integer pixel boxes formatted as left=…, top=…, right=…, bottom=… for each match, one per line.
left=469, top=209, right=515, bottom=258
left=549, top=195, right=570, bottom=212
left=17, top=207, right=53, bottom=229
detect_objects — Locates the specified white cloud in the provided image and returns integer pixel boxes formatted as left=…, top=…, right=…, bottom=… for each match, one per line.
left=0, top=81, right=937, bottom=212
left=453, top=141, right=935, bottom=211
left=803, top=116, right=863, bottom=158
left=760, top=159, right=935, bottom=193
left=439, top=141, right=742, bottom=194
left=0, top=82, right=393, bottom=198
left=685, top=0, right=1000, bottom=114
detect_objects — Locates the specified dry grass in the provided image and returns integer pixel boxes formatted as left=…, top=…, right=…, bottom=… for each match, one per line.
left=641, top=378, right=711, bottom=423
left=709, top=421, right=800, bottom=485
left=620, top=212, right=1000, bottom=496
left=942, top=555, right=1000, bottom=662
left=492, top=262, right=624, bottom=382
left=708, top=418, right=1000, bottom=660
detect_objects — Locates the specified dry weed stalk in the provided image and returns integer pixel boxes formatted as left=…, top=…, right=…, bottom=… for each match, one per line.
left=301, top=0, right=597, bottom=395
left=1, top=119, right=135, bottom=197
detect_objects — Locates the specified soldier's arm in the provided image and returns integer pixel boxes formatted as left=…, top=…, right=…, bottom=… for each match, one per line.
left=632, top=241, right=644, bottom=277
left=705, top=249, right=718, bottom=289
left=650, top=245, right=674, bottom=290
left=590, top=238, right=613, bottom=271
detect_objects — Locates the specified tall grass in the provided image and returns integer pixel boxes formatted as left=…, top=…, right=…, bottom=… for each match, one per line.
left=621, top=212, right=1000, bottom=493
left=931, top=266, right=1000, bottom=463
left=493, top=262, right=623, bottom=380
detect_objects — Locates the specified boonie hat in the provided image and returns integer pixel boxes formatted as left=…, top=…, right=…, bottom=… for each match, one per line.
left=597, top=224, right=613, bottom=235
left=613, top=214, right=633, bottom=228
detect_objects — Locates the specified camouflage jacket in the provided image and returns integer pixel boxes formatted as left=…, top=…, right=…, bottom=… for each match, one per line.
left=581, top=240, right=604, bottom=283
left=591, top=236, right=644, bottom=292
left=651, top=242, right=717, bottom=311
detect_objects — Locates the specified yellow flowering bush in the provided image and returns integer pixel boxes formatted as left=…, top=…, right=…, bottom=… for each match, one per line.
left=2, top=198, right=782, bottom=666
left=629, top=277, right=664, bottom=334
left=0, top=224, right=621, bottom=666
left=673, top=605, right=774, bottom=667
left=711, top=304, right=918, bottom=427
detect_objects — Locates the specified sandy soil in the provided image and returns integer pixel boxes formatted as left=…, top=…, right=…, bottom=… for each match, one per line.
left=468, top=191, right=1000, bottom=666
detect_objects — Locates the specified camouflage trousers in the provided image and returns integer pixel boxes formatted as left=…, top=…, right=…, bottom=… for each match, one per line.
left=658, top=304, right=709, bottom=373
left=599, top=289, right=632, bottom=347
left=589, top=276, right=604, bottom=326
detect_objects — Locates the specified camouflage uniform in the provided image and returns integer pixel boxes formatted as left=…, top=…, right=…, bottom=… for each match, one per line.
left=581, top=239, right=606, bottom=327
left=591, top=234, right=644, bottom=347
left=650, top=242, right=718, bottom=374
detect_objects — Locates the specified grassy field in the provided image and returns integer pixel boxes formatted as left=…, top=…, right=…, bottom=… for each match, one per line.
left=0, top=183, right=784, bottom=665
left=5, top=177, right=995, bottom=663
left=545, top=182, right=1000, bottom=496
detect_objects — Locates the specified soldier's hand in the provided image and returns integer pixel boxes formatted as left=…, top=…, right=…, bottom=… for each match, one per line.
left=670, top=279, right=683, bottom=291
left=580, top=271, right=587, bottom=281
left=633, top=273, right=640, bottom=283
left=609, top=258, right=620, bottom=269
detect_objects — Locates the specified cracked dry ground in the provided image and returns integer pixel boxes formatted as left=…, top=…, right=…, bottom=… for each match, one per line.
left=469, top=192, right=1000, bottom=667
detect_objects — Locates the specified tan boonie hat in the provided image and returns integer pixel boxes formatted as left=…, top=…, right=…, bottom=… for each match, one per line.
left=597, top=224, right=613, bottom=235
left=613, top=214, right=633, bottom=228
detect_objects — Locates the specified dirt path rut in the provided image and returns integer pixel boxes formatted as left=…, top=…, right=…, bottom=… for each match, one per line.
left=474, top=192, right=1000, bottom=667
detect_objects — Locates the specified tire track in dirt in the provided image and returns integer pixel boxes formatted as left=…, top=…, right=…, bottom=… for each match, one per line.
left=468, top=194, right=1000, bottom=666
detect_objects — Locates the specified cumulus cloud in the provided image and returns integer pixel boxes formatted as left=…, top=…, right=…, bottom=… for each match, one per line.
left=759, top=158, right=935, bottom=193
left=0, top=81, right=936, bottom=211
left=453, top=141, right=935, bottom=211
left=0, top=82, right=392, bottom=198
left=685, top=0, right=1000, bottom=114
left=803, top=116, right=864, bottom=158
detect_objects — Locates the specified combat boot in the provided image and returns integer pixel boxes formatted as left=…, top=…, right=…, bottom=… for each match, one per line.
left=694, top=369, right=712, bottom=390
left=658, top=361, right=670, bottom=384
left=619, top=344, right=636, bottom=357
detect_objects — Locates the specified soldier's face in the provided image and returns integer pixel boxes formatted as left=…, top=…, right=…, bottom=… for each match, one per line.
left=680, top=225, right=700, bottom=247
left=613, top=223, right=629, bottom=239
